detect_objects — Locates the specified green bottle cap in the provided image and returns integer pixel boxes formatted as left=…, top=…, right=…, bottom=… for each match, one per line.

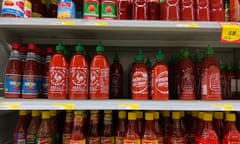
left=145, top=57, right=152, bottom=68
left=220, top=64, right=225, bottom=70
left=56, top=41, right=64, bottom=51
left=135, top=49, right=144, bottom=62
left=226, top=64, right=233, bottom=71
left=96, top=41, right=104, bottom=52
left=182, top=49, right=190, bottom=57
left=113, top=53, right=119, bottom=63
left=194, top=50, right=203, bottom=61
left=75, top=41, right=85, bottom=52
left=206, top=45, right=215, bottom=55
left=156, top=49, right=165, bottom=61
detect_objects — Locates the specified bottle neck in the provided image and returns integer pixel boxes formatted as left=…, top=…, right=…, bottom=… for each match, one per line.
left=172, top=119, right=181, bottom=128
left=202, top=120, right=214, bottom=130
left=127, top=120, right=138, bottom=133
left=225, top=121, right=238, bottom=131
left=65, top=113, right=73, bottom=123
left=144, top=120, right=154, bottom=130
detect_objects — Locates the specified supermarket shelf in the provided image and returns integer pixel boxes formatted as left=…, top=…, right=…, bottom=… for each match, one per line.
left=0, top=98, right=239, bottom=111
left=0, top=18, right=239, bottom=47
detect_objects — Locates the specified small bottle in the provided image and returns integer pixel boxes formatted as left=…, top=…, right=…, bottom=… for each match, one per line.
left=87, top=110, right=101, bottom=144
left=123, top=112, right=140, bottom=144
left=70, top=111, right=86, bottom=143
left=132, top=0, right=148, bottom=20
left=161, top=111, right=170, bottom=144
left=116, top=0, right=131, bottom=19
left=37, top=111, right=53, bottom=144
left=14, top=110, right=28, bottom=144
left=57, top=0, right=76, bottom=18
left=209, top=0, right=224, bottom=21
left=31, top=0, right=43, bottom=17
left=83, top=0, right=100, bottom=19
left=153, top=112, right=164, bottom=144
left=142, top=112, right=158, bottom=143
left=194, top=50, right=203, bottom=100
left=181, top=0, right=195, bottom=20
left=136, top=111, right=143, bottom=136
left=213, top=112, right=224, bottom=139
left=5, top=43, right=22, bottom=98
left=62, top=110, right=74, bottom=144
left=115, top=111, right=127, bottom=144
left=101, top=110, right=114, bottom=144
left=27, top=110, right=41, bottom=144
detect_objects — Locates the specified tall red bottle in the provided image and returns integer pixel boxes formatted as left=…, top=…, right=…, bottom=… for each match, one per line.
left=123, top=112, right=140, bottom=144
left=14, top=110, right=28, bottom=144
left=27, top=110, right=41, bottom=144
left=132, top=0, right=148, bottom=20
left=48, top=41, right=68, bottom=99
left=62, top=110, right=74, bottom=144
left=117, top=0, right=131, bottom=19
left=161, top=111, right=170, bottom=144
left=209, top=0, right=224, bottom=21
left=70, top=111, right=86, bottom=144
left=160, top=0, right=180, bottom=20
left=180, top=0, right=195, bottom=20
left=213, top=112, right=224, bottom=140
left=222, top=113, right=240, bottom=144
left=201, top=46, right=221, bottom=100
left=4, top=43, right=22, bottom=98
left=87, top=110, right=101, bottom=144
left=195, top=0, right=210, bottom=21
left=194, top=51, right=203, bottom=100
left=90, top=41, right=110, bottom=99
left=147, top=0, right=159, bottom=20
left=142, top=112, right=158, bottom=143
left=69, top=42, right=89, bottom=99
left=179, top=49, right=195, bottom=100
left=131, top=50, right=149, bottom=99
left=101, top=110, right=114, bottom=144
left=110, top=53, right=124, bottom=99
left=115, top=111, right=127, bottom=144
left=154, top=112, right=164, bottom=144
left=42, top=47, right=55, bottom=98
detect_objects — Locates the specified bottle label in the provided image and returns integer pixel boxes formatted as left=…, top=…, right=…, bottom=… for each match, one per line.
left=4, top=74, right=22, bottom=95
left=70, top=139, right=86, bottom=144
left=123, top=139, right=141, bottom=144
left=151, top=66, right=169, bottom=98
left=27, top=134, right=37, bottom=144
left=198, top=138, right=218, bottom=144
left=83, top=2, right=99, bottom=17
left=62, top=133, right=71, bottom=144
left=90, top=113, right=99, bottom=124
left=37, top=137, right=52, bottom=144
left=180, top=67, right=195, bottom=97
left=88, top=137, right=100, bottom=144
left=74, top=114, right=84, bottom=126
left=231, top=78, right=237, bottom=92
left=132, top=71, right=148, bottom=98
left=110, top=73, right=120, bottom=89
left=142, top=139, right=158, bottom=144
left=201, top=65, right=221, bottom=99
left=1, top=0, right=24, bottom=17
left=24, top=0, right=31, bottom=18
left=22, top=75, right=40, bottom=96
left=104, top=113, right=112, bottom=124
left=49, top=66, right=68, bottom=95
left=70, top=67, right=88, bottom=96
left=90, top=67, right=109, bottom=98
left=115, top=136, right=124, bottom=144
left=169, top=137, right=186, bottom=144
left=101, top=137, right=114, bottom=144
left=14, top=132, right=26, bottom=144
left=57, top=0, right=76, bottom=18
left=101, top=3, right=116, bottom=18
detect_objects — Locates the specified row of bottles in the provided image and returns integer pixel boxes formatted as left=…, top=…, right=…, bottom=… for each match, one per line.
left=14, top=110, right=240, bottom=144
left=5, top=41, right=226, bottom=100
left=1, top=0, right=240, bottom=21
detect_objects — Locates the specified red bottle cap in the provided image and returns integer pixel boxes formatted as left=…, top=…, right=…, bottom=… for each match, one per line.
left=46, top=47, right=55, bottom=55
left=11, top=42, right=21, bottom=50
left=27, top=43, right=37, bottom=51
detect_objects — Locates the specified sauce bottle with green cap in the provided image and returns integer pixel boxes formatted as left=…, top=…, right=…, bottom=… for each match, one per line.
left=151, top=49, right=169, bottom=100
left=179, top=49, right=195, bottom=100
left=201, top=46, right=221, bottom=100
left=220, top=63, right=227, bottom=99
left=194, top=50, right=203, bottom=100
left=110, top=53, right=123, bottom=99
left=69, top=42, right=89, bottom=99
left=90, top=41, right=110, bottom=99
left=48, top=41, right=69, bottom=99
left=131, top=50, right=149, bottom=100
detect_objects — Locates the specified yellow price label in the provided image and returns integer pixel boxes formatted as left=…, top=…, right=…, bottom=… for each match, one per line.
left=85, top=21, right=109, bottom=26
left=118, top=103, right=140, bottom=110
left=0, top=103, right=21, bottom=110
left=52, top=103, right=75, bottom=110
left=176, top=23, right=199, bottom=27
left=221, top=23, right=240, bottom=42
left=63, top=21, right=76, bottom=26
left=211, top=104, right=234, bottom=111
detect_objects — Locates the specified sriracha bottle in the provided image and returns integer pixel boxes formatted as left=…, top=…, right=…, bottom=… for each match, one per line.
left=87, top=110, right=101, bottom=144
left=142, top=112, right=158, bottom=143
left=213, top=112, right=224, bottom=139
left=14, top=110, right=28, bottom=144
left=131, top=50, right=149, bottom=99
left=62, top=110, right=74, bottom=144
left=222, top=113, right=240, bottom=144
left=160, top=0, right=180, bottom=20
left=123, top=112, right=140, bottom=144
left=101, top=110, right=114, bottom=143
left=37, top=111, right=53, bottom=144
left=151, top=49, right=169, bottom=100
left=27, top=110, right=41, bottom=144
left=115, top=111, right=127, bottom=144
left=180, top=0, right=195, bottom=20
left=153, top=112, right=164, bottom=144
left=195, top=0, right=210, bottom=21
left=209, top=0, right=224, bottom=21
left=70, top=111, right=86, bottom=144
left=48, top=41, right=68, bottom=99
left=110, top=53, right=124, bottom=99
left=4, top=42, right=22, bottom=98
left=69, top=42, right=89, bottom=99
left=132, top=0, right=148, bottom=20
left=117, top=0, right=131, bottom=19
left=179, top=49, right=195, bottom=100
left=90, top=41, right=110, bottom=99
left=201, top=46, right=221, bottom=100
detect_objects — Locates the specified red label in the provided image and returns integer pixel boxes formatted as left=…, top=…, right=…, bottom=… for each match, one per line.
left=37, top=137, right=52, bottom=144
left=169, top=137, right=186, bottom=144
left=131, top=71, right=149, bottom=99
left=123, top=139, right=141, bottom=144
left=201, top=65, right=221, bottom=100
left=69, top=139, right=86, bottom=144
left=88, top=137, right=100, bottom=144
left=198, top=138, right=218, bottom=144
left=142, top=139, right=158, bottom=144
left=101, top=137, right=114, bottom=144
left=179, top=67, right=195, bottom=99
left=63, top=133, right=71, bottom=144
left=151, top=65, right=169, bottom=99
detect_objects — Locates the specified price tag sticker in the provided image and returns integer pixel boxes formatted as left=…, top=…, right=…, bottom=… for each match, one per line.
left=221, top=23, right=240, bottom=43
left=53, top=20, right=76, bottom=26
left=176, top=23, right=199, bottom=28
left=85, top=21, right=109, bottom=26
left=52, top=103, right=75, bottom=110
left=211, top=104, right=234, bottom=111
left=118, top=103, right=140, bottom=110
left=0, top=103, right=21, bottom=110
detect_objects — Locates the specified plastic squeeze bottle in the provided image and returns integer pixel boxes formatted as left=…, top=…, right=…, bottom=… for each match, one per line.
left=27, top=110, right=41, bottom=144
left=70, top=111, right=86, bottom=143
left=101, top=110, right=114, bottom=143
left=115, top=111, right=127, bottom=144
left=14, top=110, right=28, bottom=144
left=142, top=112, right=158, bottom=143
left=213, top=112, right=224, bottom=139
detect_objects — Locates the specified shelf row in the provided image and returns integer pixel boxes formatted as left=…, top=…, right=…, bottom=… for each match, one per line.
left=0, top=98, right=238, bottom=111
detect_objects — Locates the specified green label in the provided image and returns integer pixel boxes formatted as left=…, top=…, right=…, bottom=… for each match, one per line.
left=101, top=3, right=116, bottom=18
left=84, top=2, right=99, bottom=17
left=27, top=134, right=37, bottom=144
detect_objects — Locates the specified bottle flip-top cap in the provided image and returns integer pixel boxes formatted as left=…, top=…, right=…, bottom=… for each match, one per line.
left=156, top=49, right=165, bottom=60
left=182, top=49, right=190, bottom=57
left=128, top=112, right=137, bottom=120
left=113, top=53, right=119, bottom=62
left=172, top=112, right=181, bottom=120
left=203, top=113, right=213, bottom=121
left=119, top=111, right=126, bottom=119
left=154, top=112, right=159, bottom=119
left=56, top=41, right=65, bottom=51
left=145, top=112, right=154, bottom=121
left=75, top=41, right=85, bottom=52
left=32, top=110, right=40, bottom=117
left=214, top=112, right=223, bottom=120
left=96, top=41, right=104, bottom=52
left=225, top=113, right=236, bottom=122
left=42, top=111, right=50, bottom=119
left=206, top=45, right=215, bottom=55
left=11, top=42, right=21, bottom=50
